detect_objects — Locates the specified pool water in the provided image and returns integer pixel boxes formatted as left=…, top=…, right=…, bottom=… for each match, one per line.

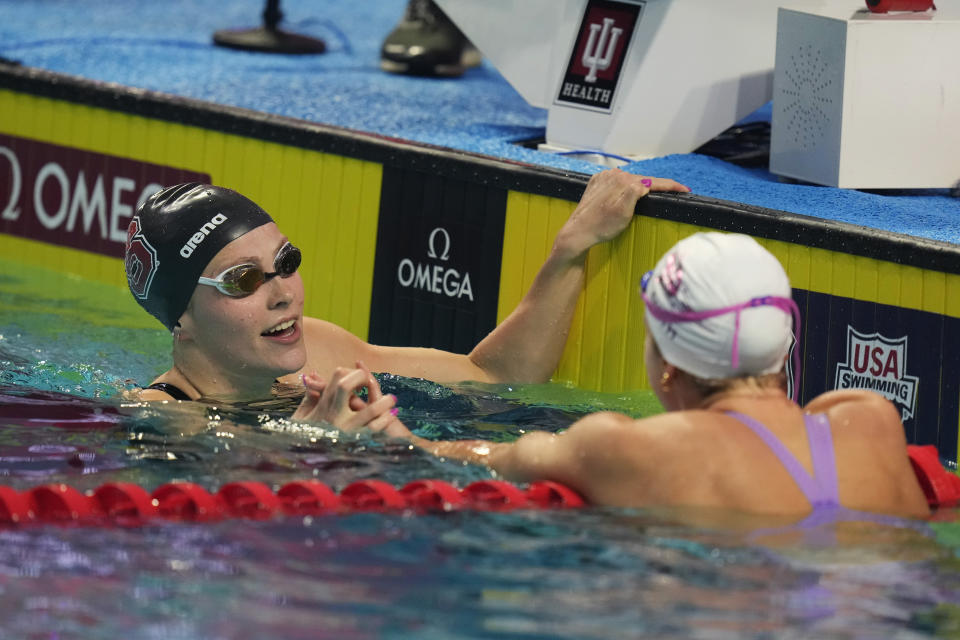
left=1, top=257, right=960, bottom=639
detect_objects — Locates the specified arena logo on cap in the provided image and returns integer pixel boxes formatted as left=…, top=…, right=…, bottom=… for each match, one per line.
left=180, top=213, right=228, bottom=258
left=556, top=0, right=644, bottom=112
left=834, top=326, right=919, bottom=421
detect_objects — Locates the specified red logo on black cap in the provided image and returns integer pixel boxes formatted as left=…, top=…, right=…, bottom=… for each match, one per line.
left=125, top=216, right=159, bottom=300
left=556, top=0, right=644, bottom=112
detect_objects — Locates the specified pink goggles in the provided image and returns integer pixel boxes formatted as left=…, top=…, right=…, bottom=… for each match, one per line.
left=640, top=269, right=802, bottom=402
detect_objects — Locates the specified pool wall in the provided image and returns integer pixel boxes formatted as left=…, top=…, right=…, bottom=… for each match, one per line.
left=1, top=64, right=959, bottom=461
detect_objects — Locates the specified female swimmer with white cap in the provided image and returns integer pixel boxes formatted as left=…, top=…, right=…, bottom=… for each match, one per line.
left=368, top=232, right=929, bottom=518
left=124, top=169, right=689, bottom=430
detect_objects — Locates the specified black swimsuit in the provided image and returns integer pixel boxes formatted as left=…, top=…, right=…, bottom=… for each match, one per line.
left=144, top=382, right=191, bottom=401
left=143, top=380, right=286, bottom=402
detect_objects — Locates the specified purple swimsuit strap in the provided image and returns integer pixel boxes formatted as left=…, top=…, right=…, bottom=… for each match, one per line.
left=726, top=411, right=840, bottom=507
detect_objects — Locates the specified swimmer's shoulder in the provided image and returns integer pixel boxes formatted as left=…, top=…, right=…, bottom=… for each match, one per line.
left=564, top=410, right=697, bottom=460
left=301, top=315, right=369, bottom=353
left=805, top=389, right=904, bottom=436
left=136, top=387, right=176, bottom=402
left=128, top=380, right=194, bottom=402
left=805, top=387, right=894, bottom=413
left=300, top=315, right=384, bottom=373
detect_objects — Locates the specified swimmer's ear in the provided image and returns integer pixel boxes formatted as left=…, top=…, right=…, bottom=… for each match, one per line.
left=172, top=320, right=194, bottom=342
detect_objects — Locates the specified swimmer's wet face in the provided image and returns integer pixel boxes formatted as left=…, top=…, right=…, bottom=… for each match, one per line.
left=125, top=182, right=276, bottom=331
left=178, top=223, right=308, bottom=384
left=197, top=241, right=301, bottom=297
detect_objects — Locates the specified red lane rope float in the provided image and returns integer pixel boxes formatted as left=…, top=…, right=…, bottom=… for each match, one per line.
left=218, top=482, right=283, bottom=520
left=400, top=480, right=465, bottom=512
left=92, top=483, right=155, bottom=526
left=527, top=481, right=586, bottom=508
left=0, top=486, right=32, bottom=524
left=462, top=480, right=531, bottom=511
left=277, top=480, right=340, bottom=516
left=0, top=478, right=588, bottom=527
left=28, top=484, right=95, bottom=523
left=153, top=482, right=224, bottom=523
left=908, top=445, right=960, bottom=508
left=340, top=479, right=408, bottom=511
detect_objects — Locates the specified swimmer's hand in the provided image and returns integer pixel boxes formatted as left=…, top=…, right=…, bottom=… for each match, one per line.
left=293, top=361, right=403, bottom=433
left=553, top=169, right=690, bottom=261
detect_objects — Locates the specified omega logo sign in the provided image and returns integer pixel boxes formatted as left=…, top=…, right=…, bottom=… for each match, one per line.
left=1, top=144, right=162, bottom=243
left=0, top=134, right=210, bottom=258
left=396, top=226, right=474, bottom=301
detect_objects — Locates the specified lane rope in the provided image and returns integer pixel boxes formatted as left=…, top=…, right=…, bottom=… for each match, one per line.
left=0, top=445, right=954, bottom=527
left=0, top=479, right=585, bottom=526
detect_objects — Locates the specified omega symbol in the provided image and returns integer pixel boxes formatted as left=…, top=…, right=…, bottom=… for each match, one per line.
left=0, top=146, right=22, bottom=221
left=426, top=227, right=451, bottom=261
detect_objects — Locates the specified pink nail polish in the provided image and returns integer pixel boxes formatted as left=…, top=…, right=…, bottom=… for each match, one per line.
left=641, top=178, right=652, bottom=187
left=390, top=408, right=399, bottom=416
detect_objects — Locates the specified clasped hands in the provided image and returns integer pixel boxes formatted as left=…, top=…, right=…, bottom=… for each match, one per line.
left=293, top=361, right=411, bottom=438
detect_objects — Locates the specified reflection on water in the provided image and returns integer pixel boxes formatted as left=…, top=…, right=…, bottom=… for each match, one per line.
left=1, top=258, right=959, bottom=638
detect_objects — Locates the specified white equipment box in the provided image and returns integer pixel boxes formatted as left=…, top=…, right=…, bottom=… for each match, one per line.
left=769, top=4, right=960, bottom=189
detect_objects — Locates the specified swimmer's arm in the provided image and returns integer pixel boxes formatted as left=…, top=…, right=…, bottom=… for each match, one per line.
left=466, top=171, right=689, bottom=383
left=409, top=412, right=651, bottom=505
left=298, top=317, right=497, bottom=382
left=299, top=171, right=688, bottom=384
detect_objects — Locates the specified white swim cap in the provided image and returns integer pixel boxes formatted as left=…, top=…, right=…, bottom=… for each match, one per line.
left=641, top=232, right=796, bottom=380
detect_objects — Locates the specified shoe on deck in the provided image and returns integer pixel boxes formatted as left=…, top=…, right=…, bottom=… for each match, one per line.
left=380, top=0, right=482, bottom=77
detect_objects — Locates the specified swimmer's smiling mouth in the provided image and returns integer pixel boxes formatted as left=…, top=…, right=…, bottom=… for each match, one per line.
left=262, top=319, right=296, bottom=337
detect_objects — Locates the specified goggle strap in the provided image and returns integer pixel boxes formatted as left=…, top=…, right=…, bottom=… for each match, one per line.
left=732, top=309, right=742, bottom=370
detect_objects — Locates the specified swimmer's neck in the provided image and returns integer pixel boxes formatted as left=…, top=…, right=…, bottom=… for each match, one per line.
left=697, top=387, right=792, bottom=412
left=163, top=364, right=278, bottom=403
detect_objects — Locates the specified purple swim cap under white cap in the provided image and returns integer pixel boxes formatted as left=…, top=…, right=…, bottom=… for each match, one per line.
left=124, top=183, right=274, bottom=331
left=642, top=232, right=795, bottom=380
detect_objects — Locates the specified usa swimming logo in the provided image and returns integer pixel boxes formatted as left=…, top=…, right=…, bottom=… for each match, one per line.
left=555, top=0, right=644, bottom=112
left=834, top=326, right=919, bottom=421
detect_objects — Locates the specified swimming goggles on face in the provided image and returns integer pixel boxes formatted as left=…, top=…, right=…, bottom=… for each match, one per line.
left=640, top=269, right=803, bottom=402
left=197, top=242, right=302, bottom=297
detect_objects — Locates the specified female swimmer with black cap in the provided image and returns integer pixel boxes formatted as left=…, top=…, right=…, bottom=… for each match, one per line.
left=125, top=170, right=690, bottom=429
left=362, top=232, right=929, bottom=519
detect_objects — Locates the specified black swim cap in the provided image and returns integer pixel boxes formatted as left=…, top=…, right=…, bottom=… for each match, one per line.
left=124, top=183, right=274, bottom=331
